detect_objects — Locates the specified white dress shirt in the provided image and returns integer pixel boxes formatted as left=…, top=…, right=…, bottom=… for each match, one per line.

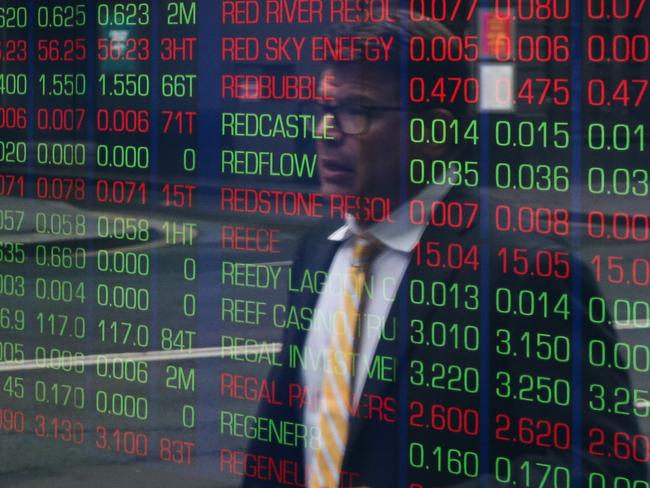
left=302, top=182, right=453, bottom=475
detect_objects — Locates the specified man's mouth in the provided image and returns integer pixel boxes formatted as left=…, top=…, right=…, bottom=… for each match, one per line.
left=320, top=159, right=355, bottom=177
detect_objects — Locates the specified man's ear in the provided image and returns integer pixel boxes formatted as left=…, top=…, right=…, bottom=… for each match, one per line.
left=414, top=108, right=455, bottom=160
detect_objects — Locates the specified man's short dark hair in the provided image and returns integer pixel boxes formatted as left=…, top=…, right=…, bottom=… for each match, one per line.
left=327, top=7, right=471, bottom=120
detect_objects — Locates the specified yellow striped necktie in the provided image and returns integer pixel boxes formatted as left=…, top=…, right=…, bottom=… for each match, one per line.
left=309, top=236, right=379, bottom=488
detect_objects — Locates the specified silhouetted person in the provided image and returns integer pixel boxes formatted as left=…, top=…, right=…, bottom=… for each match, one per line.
left=241, top=8, right=645, bottom=488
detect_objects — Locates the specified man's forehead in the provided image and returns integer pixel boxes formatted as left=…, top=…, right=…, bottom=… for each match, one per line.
left=320, top=66, right=398, bottom=101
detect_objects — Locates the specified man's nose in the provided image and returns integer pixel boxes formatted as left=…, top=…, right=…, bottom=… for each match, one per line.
left=315, top=113, right=344, bottom=145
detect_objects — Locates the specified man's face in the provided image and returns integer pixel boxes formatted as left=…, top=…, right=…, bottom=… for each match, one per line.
left=316, top=66, right=401, bottom=199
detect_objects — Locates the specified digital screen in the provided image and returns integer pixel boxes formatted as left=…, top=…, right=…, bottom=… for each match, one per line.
left=0, top=1, right=649, bottom=487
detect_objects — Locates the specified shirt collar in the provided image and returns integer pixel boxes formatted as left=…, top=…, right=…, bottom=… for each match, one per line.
left=328, top=182, right=454, bottom=253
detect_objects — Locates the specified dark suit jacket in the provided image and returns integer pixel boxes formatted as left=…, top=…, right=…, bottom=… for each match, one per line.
left=241, top=190, right=646, bottom=488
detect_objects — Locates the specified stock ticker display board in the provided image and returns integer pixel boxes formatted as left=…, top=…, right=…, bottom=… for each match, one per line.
left=0, top=1, right=650, bottom=487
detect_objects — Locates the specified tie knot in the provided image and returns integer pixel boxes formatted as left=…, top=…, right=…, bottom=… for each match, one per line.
left=350, top=236, right=379, bottom=268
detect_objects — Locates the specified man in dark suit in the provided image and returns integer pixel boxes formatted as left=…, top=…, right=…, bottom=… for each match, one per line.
left=241, top=8, right=645, bottom=488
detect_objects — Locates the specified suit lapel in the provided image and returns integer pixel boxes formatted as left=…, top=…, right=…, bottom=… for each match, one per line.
left=283, top=229, right=343, bottom=357
left=343, top=210, right=481, bottom=465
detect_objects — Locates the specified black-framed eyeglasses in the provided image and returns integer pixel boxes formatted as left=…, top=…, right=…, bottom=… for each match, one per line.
left=300, top=101, right=406, bottom=136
